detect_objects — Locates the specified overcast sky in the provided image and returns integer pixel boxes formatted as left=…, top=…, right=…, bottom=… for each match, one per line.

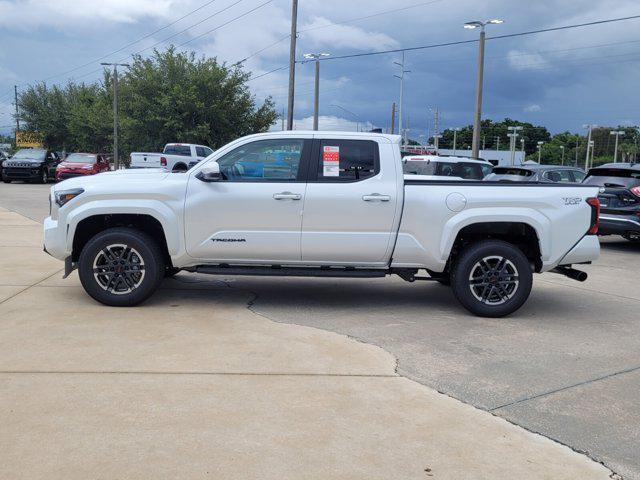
left=1, top=0, right=640, bottom=139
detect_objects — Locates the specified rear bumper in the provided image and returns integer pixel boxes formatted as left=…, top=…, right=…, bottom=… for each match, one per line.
left=557, top=235, right=600, bottom=267
left=599, top=214, right=640, bottom=236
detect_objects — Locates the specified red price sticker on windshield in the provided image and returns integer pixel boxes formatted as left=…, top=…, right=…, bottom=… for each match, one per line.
left=323, top=146, right=340, bottom=177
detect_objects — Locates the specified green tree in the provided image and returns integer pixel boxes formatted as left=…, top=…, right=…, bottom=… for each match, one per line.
left=17, top=47, right=277, bottom=158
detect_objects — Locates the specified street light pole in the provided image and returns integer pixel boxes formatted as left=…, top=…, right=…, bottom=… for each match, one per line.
left=560, top=145, right=565, bottom=165
left=465, top=19, right=504, bottom=159
left=537, top=141, right=544, bottom=164
left=610, top=130, right=625, bottom=163
left=453, top=128, right=461, bottom=155
left=583, top=124, right=596, bottom=171
left=304, top=53, right=330, bottom=131
left=101, top=62, right=130, bottom=170
left=394, top=52, right=410, bottom=146
left=508, top=126, right=523, bottom=166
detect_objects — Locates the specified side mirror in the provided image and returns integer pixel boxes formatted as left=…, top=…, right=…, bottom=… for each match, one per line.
left=195, top=162, right=222, bottom=182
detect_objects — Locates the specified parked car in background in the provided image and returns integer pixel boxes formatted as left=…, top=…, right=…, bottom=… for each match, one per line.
left=0, top=150, right=8, bottom=179
left=583, top=163, right=640, bottom=242
left=402, top=155, right=493, bottom=180
left=2, top=148, right=60, bottom=183
left=130, top=143, right=214, bottom=172
left=484, top=164, right=587, bottom=183
left=56, top=153, right=111, bottom=181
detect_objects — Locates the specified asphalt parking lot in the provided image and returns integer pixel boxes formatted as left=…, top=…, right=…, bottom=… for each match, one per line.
left=1, top=182, right=639, bottom=479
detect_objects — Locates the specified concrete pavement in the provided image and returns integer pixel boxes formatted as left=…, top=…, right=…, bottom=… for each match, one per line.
left=0, top=196, right=615, bottom=478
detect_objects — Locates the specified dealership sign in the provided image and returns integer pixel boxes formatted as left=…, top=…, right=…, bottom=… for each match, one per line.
left=16, top=131, right=44, bottom=148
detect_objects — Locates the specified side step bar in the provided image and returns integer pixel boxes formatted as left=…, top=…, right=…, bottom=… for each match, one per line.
left=194, top=265, right=389, bottom=279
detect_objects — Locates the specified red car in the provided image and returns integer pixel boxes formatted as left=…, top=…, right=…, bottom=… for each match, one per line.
left=55, top=153, right=111, bottom=181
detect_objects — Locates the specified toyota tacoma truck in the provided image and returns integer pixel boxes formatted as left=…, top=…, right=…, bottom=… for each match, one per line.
left=130, top=143, right=214, bottom=172
left=44, top=132, right=601, bottom=317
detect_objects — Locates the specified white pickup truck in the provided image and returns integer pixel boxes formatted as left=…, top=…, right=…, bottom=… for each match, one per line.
left=130, top=143, right=214, bottom=172
left=44, top=131, right=601, bottom=317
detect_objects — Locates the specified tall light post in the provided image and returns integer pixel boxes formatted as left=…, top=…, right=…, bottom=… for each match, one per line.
left=303, top=53, right=330, bottom=131
left=520, top=137, right=525, bottom=153
left=610, top=130, right=625, bottom=163
left=507, top=126, right=523, bottom=166
left=560, top=145, right=565, bottom=165
left=453, top=127, right=461, bottom=155
left=589, top=140, right=595, bottom=169
left=537, top=141, right=544, bottom=164
left=583, top=124, right=596, bottom=171
left=101, top=62, right=130, bottom=170
left=464, top=19, right=504, bottom=159
left=286, top=0, right=299, bottom=130
left=394, top=52, right=410, bottom=146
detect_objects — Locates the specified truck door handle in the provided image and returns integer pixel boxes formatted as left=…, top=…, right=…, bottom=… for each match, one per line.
left=362, top=194, right=391, bottom=202
left=273, top=192, right=302, bottom=201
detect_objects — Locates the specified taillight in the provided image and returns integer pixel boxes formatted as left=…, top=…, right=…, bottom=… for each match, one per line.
left=586, top=197, right=600, bottom=235
left=631, top=186, right=640, bottom=197
left=160, top=156, right=167, bottom=166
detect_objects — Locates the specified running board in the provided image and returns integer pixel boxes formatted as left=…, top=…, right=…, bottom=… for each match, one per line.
left=194, top=265, right=388, bottom=278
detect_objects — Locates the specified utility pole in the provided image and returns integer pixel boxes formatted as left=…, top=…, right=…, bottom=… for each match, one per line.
left=464, top=19, right=504, bottom=159
left=433, top=108, right=440, bottom=151
left=560, top=145, right=565, bottom=165
left=394, top=52, right=410, bottom=146
left=286, top=0, right=299, bottom=130
left=495, top=136, right=500, bottom=151
left=521, top=138, right=525, bottom=153
left=390, top=102, right=396, bottom=135
left=482, top=136, right=486, bottom=151
left=14, top=85, right=20, bottom=135
left=610, top=130, right=625, bottom=163
left=304, top=53, right=330, bottom=131
left=101, top=62, right=130, bottom=170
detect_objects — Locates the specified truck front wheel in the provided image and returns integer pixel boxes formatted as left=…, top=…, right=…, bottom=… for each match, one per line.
left=451, top=240, right=532, bottom=318
left=78, top=227, right=165, bottom=307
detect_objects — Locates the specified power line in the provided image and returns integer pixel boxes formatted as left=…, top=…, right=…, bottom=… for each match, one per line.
left=131, top=0, right=247, bottom=56
left=232, top=34, right=290, bottom=67
left=246, top=65, right=289, bottom=81
left=308, top=14, right=640, bottom=62
left=176, top=0, right=275, bottom=49
left=25, top=0, right=226, bottom=85
left=298, top=0, right=444, bottom=33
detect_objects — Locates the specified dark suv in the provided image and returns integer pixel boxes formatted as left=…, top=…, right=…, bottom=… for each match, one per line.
left=583, top=163, right=640, bottom=242
left=2, top=148, right=60, bottom=183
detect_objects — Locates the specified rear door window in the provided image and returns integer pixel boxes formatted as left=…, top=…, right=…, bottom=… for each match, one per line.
left=314, top=140, right=379, bottom=182
left=543, top=170, right=573, bottom=183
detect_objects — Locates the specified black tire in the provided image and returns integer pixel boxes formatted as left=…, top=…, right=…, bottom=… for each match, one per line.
left=164, top=267, right=181, bottom=278
left=2, top=178, right=10, bottom=184
left=78, top=227, right=165, bottom=306
left=451, top=240, right=533, bottom=318
left=38, top=169, right=48, bottom=184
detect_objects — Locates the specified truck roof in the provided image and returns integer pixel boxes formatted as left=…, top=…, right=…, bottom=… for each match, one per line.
left=248, top=130, right=402, bottom=143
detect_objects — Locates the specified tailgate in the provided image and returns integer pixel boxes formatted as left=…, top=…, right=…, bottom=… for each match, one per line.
left=130, top=153, right=163, bottom=168
left=598, top=186, right=639, bottom=213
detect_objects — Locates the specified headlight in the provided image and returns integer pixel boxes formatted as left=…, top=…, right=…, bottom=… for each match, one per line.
left=55, top=188, right=84, bottom=207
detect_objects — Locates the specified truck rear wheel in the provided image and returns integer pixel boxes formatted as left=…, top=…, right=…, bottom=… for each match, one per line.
left=451, top=240, right=532, bottom=318
left=78, top=227, right=165, bottom=307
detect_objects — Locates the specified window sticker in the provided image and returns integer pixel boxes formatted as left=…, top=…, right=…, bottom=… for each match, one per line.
left=323, top=146, right=340, bottom=177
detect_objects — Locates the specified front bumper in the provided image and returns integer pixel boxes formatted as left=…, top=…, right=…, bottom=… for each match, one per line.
left=599, top=213, right=640, bottom=236
left=3, top=167, right=43, bottom=181
left=43, top=216, right=70, bottom=261
left=56, top=171, right=91, bottom=181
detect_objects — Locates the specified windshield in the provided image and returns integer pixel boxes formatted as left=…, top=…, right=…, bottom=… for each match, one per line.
left=65, top=153, right=97, bottom=163
left=163, top=145, right=192, bottom=156
left=12, top=149, right=46, bottom=161
left=583, top=168, right=640, bottom=188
